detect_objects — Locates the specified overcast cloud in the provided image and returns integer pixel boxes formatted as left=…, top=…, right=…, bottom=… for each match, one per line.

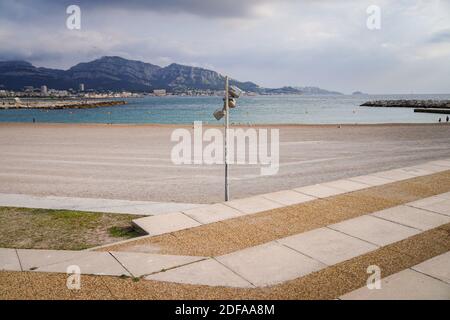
left=0, top=0, right=449, bottom=93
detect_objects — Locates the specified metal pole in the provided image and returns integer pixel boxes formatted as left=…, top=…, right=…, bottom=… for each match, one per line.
left=224, top=76, right=229, bottom=201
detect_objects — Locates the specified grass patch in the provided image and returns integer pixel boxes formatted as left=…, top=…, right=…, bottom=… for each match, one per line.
left=0, top=207, right=145, bottom=250
left=108, top=226, right=142, bottom=238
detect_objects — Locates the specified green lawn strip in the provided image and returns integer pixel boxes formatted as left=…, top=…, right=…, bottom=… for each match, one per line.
left=0, top=206, right=145, bottom=250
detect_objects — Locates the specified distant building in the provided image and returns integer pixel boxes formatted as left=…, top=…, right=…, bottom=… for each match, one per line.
left=41, top=85, right=48, bottom=95
left=24, top=86, right=34, bottom=93
left=79, top=83, right=85, bottom=91
left=153, top=89, right=166, bottom=96
left=48, top=89, right=69, bottom=97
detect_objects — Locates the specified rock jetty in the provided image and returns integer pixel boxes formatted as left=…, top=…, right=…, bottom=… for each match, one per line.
left=0, top=100, right=127, bottom=110
left=361, top=100, right=450, bottom=109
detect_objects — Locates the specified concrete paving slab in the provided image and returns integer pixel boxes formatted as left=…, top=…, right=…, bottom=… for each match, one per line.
left=408, top=163, right=448, bottom=174
left=408, top=196, right=450, bottom=216
left=224, top=196, right=283, bottom=215
left=428, top=159, right=450, bottom=167
left=216, top=242, right=326, bottom=287
left=372, top=169, right=417, bottom=181
left=35, top=252, right=130, bottom=276
left=437, top=192, right=450, bottom=200
left=348, top=174, right=394, bottom=186
left=145, top=258, right=253, bottom=288
left=110, top=252, right=205, bottom=277
left=132, top=212, right=201, bottom=235
left=340, top=269, right=450, bottom=300
left=294, top=184, right=346, bottom=198
left=329, top=215, right=421, bottom=246
left=277, top=227, right=378, bottom=266
left=398, top=167, right=434, bottom=177
left=412, top=252, right=450, bottom=284
left=0, top=248, right=21, bottom=271
left=0, top=193, right=203, bottom=216
left=17, top=249, right=98, bottom=271
left=372, top=205, right=450, bottom=231
left=323, top=179, right=371, bottom=192
left=183, top=203, right=243, bottom=224
left=77, top=203, right=204, bottom=216
left=262, top=190, right=316, bottom=206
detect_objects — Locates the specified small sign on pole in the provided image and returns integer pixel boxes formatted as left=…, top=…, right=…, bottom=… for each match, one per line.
left=212, top=76, right=243, bottom=202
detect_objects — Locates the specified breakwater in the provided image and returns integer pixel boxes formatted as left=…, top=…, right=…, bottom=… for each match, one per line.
left=0, top=100, right=127, bottom=110
left=361, top=100, right=450, bottom=109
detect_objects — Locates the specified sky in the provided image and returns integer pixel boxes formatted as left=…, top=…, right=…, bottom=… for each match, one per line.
left=0, top=0, right=449, bottom=94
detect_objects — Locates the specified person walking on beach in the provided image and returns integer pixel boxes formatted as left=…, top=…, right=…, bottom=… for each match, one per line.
left=446, top=116, right=449, bottom=123
left=439, top=118, right=441, bottom=123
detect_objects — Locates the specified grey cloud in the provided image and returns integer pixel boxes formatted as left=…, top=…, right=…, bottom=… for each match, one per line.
left=0, top=0, right=449, bottom=93
left=1, top=0, right=290, bottom=18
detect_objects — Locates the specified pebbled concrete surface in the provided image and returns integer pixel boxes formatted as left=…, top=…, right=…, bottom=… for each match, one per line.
left=99, top=171, right=450, bottom=256
left=1, top=225, right=449, bottom=300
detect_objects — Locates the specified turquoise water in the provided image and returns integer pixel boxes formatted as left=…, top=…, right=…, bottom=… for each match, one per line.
left=0, top=94, right=449, bottom=124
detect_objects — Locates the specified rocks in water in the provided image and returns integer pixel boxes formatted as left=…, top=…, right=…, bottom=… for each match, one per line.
left=0, top=100, right=127, bottom=110
left=361, top=100, right=450, bottom=109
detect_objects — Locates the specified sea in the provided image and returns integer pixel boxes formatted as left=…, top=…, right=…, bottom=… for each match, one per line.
left=0, top=94, right=449, bottom=125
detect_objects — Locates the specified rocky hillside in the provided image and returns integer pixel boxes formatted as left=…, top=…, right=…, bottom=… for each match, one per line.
left=0, top=60, right=69, bottom=89
left=0, top=56, right=338, bottom=94
left=259, top=86, right=341, bottom=95
left=0, top=56, right=260, bottom=92
left=65, top=56, right=161, bottom=91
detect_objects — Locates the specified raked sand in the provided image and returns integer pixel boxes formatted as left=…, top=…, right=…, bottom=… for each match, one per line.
left=0, top=122, right=449, bottom=204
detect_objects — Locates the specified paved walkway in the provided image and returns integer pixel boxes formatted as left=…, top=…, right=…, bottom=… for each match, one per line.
left=144, top=192, right=450, bottom=288
left=1, top=159, right=450, bottom=299
left=1, top=192, right=449, bottom=291
left=340, top=252, right=450, bottom=300
left=0, top=248, right=205, bottom=278
left=131, top=159, right=450, bottom=235
left=0, top=193, right=203, bottom=216
left=0, top=158, right=447, bottom=218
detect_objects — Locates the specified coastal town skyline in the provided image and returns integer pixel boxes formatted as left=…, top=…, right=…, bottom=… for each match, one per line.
left=0, top=0, right=449, bottom=94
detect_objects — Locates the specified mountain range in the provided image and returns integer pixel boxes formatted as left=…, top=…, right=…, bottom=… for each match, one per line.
left=0, top=56, right=341, bottom=95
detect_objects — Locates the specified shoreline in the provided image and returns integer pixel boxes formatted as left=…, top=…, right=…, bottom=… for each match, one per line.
left=0, top=122, right=449, bottom=129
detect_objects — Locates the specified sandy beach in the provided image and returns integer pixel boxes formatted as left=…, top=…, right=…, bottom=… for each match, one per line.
left=0, top=122, right=449, bottom=204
